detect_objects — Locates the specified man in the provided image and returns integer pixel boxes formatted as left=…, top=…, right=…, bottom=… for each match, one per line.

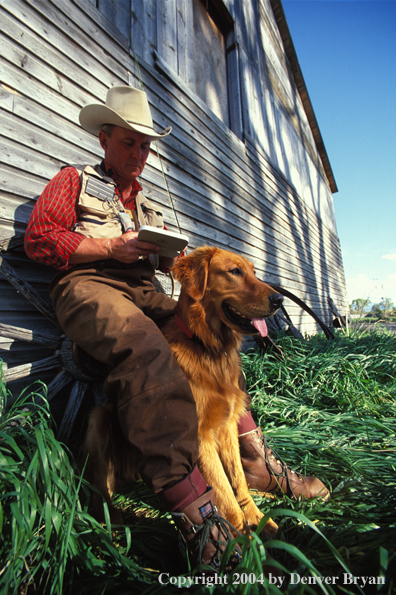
left=25, top=86, right=328, bottom=571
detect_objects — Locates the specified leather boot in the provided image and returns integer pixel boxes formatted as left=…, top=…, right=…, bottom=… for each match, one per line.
left=171, top=487, right=242, bottom=572
left=239, top=427, right=330, bottom=500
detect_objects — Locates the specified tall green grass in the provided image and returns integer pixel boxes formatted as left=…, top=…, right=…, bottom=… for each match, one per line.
left=0, top=328, right=395, bottom=594
left=242, top=329, right=396, bottom=591
left=0, top=380, right=167, bottom=595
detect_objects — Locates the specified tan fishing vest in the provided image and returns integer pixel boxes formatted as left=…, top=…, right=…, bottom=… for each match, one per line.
left=71, top=164, right=164, bottom=239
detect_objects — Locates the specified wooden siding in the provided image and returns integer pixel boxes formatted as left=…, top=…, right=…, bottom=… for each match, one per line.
left=0, top=0, right=347, bottom=398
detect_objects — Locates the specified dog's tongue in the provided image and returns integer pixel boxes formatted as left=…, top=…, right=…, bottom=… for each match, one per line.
left=252, top=318, right=268, bottom=337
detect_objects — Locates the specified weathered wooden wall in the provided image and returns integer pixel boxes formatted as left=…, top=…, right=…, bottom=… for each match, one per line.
left=0, top=0, right=347, bottom=397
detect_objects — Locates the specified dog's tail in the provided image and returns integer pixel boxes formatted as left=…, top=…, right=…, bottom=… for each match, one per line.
left=80, top=402, right=119, bottom=518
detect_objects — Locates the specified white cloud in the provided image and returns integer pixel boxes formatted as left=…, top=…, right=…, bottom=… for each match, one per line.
left=345, top=272, right=396, bottom=304
left=382, top=253, right=396, bottom=260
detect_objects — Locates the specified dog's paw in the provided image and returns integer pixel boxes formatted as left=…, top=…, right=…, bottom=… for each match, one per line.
left=260, top=518, right=279, bottom=541
left=241, top=499, right=266, bottom=529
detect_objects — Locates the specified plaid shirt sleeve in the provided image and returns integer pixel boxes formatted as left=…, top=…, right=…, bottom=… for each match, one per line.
left=24, top=167, right=84, bottom=270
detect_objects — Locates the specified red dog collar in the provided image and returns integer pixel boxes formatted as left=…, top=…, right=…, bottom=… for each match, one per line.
left=175, top=315, right=194, bottom=339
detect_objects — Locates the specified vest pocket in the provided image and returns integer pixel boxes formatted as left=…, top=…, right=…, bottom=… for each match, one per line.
left=74, top=213, right=122, bottom=239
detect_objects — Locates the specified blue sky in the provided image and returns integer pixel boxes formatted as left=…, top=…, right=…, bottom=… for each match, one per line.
left=282, top=0, right=396, bottom=307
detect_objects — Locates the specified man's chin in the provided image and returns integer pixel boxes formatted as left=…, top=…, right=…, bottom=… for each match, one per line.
left=126, top=167, right=142, bottom=178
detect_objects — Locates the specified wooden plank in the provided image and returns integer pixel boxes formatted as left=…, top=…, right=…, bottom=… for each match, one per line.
left=131, top=0, right=157, bottom=66
left=156, top=0, right=178, bottom=74
left=0, top=9, right=107, bottom=100
left=0, top=252, right=54, bottom=283
left=0, top=89, right=100, bottom=156
left=0, top=256, right=60, bottom=328
left=0, top=33, right=97, bottom=110
left=3, top=0, right=122, bottom=89
left=145, top=70, right=336, bottom=250
left=244, top=134, right=341, bottom=249
left=0, top=287, right=55, bottom=312
left=0, top=310, right=58, bottom=333
left=0, top=57, right=81, bottom=126
left=151, top=50, right=247, bottom=165
left=37, top=0, right=245, bottom=184
left=2, top=136, right=64, bottom=180
left=176, top=0, right=195, bottom=87
left=25, top=0, right=128, bottom=80
left=131, top=71, right=342, bottom=260
left=152, top=140, right=343, bottom=272
left=227, top=41, right=244, bottom=141
left=0, top=323, right=61, bottom=350
left=150, top=136, right=338, bottom=271
left=4, top=354, right=61, bottom=383
left=0, top=293, right=50, bottom=317
left=0, top=194, right=35, bottom=227
left=1, top=111, right=99, bottom=169
left=95, top=0, right=131, bottom=41
left=239, top=1, right=325, bottom=188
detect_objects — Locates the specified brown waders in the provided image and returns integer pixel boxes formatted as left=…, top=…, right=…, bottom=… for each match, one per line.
left=50, top=259, right=203, bottom=500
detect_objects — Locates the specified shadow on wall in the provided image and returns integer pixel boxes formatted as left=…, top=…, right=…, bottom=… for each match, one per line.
left=235, top=0, right=344, bottom=329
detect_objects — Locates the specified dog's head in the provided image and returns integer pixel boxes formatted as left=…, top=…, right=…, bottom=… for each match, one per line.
left=172, top=247, right=283, bottom=343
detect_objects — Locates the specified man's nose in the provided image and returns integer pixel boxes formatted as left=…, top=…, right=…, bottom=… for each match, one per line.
left=131, top=145, right=142, bottom=159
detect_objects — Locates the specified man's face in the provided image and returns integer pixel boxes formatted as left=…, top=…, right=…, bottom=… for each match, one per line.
left=99, top=126, right=151, bottom=181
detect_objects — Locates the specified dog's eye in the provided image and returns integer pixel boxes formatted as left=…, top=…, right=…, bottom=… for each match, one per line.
left=229, top=268, right=243, bottom=276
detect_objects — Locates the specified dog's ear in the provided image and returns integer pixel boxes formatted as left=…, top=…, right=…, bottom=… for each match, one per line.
left=172, top=247, right=218, bottom=301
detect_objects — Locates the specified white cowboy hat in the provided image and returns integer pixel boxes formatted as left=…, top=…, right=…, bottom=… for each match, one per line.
left=79, top=86, right=172, bottom=138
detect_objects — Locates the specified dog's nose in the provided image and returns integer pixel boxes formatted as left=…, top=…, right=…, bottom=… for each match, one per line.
left=269, top=293, right=284, bottom=309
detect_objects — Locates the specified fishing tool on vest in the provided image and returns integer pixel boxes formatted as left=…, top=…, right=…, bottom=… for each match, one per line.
left=85, top=175, right=134, bottom=232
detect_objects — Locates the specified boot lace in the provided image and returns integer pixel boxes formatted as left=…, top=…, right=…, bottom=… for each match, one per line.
left=257, top=432, right=303, bottom=496
left=172, top=510, right=242, bottom=569
left=197, top=512, right=242, bottom=568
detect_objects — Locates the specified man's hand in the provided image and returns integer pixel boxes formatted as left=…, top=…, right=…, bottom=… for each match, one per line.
left=68, top=232, right=160, bottom=266
left=109, top=231, right=160, bottom=262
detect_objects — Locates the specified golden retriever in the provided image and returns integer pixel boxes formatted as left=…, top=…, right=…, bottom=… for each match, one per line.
left=82, top=247, right=283, bottom=538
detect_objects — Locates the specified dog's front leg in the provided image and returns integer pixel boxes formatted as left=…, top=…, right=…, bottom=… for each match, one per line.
left=219, top=423, right=279, bottom=541
left=198, top=436, right=247, bottom=533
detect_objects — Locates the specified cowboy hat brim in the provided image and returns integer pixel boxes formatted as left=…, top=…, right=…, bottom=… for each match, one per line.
left=79, top=104, right=172, bottom=139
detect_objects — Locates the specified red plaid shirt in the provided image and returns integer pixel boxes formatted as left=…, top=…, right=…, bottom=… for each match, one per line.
left=24, top=161, right=142, bottom=270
